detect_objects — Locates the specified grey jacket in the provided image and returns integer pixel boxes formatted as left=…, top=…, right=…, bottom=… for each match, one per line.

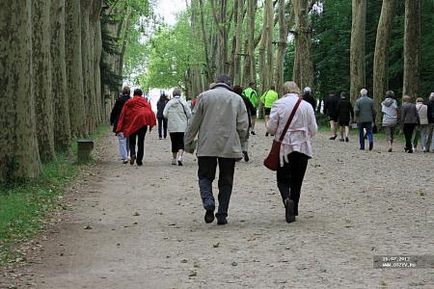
left=354, top=96, right=375, bottom=123
left=163, top=96, right=191, bottom=133
left=184, top=84, right=249, bottom=158
left=401, top=102, right=419, bottom=124
left=381, top=98, right=398, bottom=127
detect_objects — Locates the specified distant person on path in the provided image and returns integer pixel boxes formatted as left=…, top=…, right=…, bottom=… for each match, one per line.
left=427, top=92, right=434, bottom=152
left=116, top=88, right=156, bottom=166
left=414, top=97, right=429, bottom=152
left=336, top=91, right=354, bottom=142
left=266, top=81, right=317, bottom=223
left=260, top=85, right=279, bottom=136
left=401, top=95, right=419, bottom=153
left=323, top=91, right=340, bottom=140
left=163, top=88, right=192, bottom=166
left=354, top=88, right=376, bottom=151
left=185, top=75, right=249, bottom=225
left=381, top=90, right=399, bottom=152
left=302, top=87, right=317, bottom=112
left=110, top=86, right=131, bottom=164
left=233, top=85, right=255, bottom=162
left=156, top=92, right=169, bottom=140
left=243, top=82, right=259, bottom=135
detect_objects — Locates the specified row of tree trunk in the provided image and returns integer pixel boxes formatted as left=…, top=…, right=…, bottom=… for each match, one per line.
left=0, top=0, right=104, bottom=182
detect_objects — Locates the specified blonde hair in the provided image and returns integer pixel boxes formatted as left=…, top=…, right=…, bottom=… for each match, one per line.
left=416, top=97, right=424, bottom=103
left=403, top=95, right=412, bottom=102
left=283, top=81, right=301, bottom=95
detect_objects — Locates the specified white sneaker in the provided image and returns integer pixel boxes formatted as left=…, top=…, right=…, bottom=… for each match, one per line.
left=177, top=156, right=183, bottom=166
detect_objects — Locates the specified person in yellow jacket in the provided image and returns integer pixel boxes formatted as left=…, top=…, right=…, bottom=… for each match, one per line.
left=243, top=82, right=259, bottom=135
left=261, top=85, right=279, bottom=136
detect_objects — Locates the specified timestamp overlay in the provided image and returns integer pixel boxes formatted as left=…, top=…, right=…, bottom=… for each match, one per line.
left=373, top=255, right=434, bottom=269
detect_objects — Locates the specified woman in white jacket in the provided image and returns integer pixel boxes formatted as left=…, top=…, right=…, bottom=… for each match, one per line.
left=163, top=88, right=192, bottom=165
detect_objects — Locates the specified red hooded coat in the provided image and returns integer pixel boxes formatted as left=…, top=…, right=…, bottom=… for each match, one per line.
left=116, top=96, right=156, bottom=137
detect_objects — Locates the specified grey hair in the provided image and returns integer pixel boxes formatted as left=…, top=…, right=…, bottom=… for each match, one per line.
left=173, top=87, right=182, bottom=96
left=283, top=81, right=301, bottom=95
left=216, top=74, right=232, bottom=86
left=360, top=88, right=368, bottom=96
left=430, top=92, right=434, bottom=101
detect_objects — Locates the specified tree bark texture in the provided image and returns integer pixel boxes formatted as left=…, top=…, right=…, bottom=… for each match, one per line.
left=373, top=0, right=396, bottom=125
left=350, top=0, right=367, bottom=103
left=33, top=0, right=56, bottom=163
left=292, top=0, right=314, bottom=91
left=230, top=0, right=244, bottom=85
left=210, top=0, right=229, bottom=75
left=259, top=0, right=274, bottom=94
left=50, top=0, right=71, bottom=152
left=66, top=0, right=86, bottom=137
left=243, top=0, right=257, bottom=86
left=403, top=0, right=420, bottom=98
left=0, top=0, right=41, bottom=181
left=275, top=0, right=289, bottom=96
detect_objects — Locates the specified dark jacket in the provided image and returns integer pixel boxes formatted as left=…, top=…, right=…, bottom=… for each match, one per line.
left=157, top=97, right=168, bottom=119
left=110, top=94, right=131, bottom=133
left=401, top=102, right=419, bottom=124
left=242, top=95, right=255, bottom=128
left=303, top=92, right=317, bottom=112
left=336, top=99, right=354, bottom=124
left=354, top=96, right=375, bottom=123
left=324, top=94, right=340, bottom=118
left=428, top=100, right=434, bottom=124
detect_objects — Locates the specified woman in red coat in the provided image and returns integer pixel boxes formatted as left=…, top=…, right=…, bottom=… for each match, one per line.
left=116, top=89, right=156, bottom=166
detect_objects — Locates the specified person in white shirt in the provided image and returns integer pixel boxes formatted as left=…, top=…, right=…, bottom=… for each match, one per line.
left=266, top=81, right=318, bottom=223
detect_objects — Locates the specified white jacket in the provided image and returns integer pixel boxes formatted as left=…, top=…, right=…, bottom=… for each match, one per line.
left=416, top=103, right=428, bottom=125
left=163, top=96, right=192, bottom=133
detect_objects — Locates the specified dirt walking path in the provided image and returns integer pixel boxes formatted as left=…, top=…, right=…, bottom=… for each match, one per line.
left=2, top=123, right=434, bottom=289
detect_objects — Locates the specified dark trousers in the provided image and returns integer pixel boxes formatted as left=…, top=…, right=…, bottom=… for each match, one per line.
left=157, top=117, right=168, bottom=139
left=276, top=152, right=309, bottom=216
left=358, top=122, right=373, bottom=150
left=403, top=123, right=417, bottom=150
left=197, top=157, right=236, bottom=218
left=129, top=126, right=147, bottom=163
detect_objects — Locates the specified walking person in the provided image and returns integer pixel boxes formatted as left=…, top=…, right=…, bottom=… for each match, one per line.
left=336, top=91, right=354, bottom=142
left=414, top=98, right=429, bottom=152
left=234, top=85, right=255, bottom=162
left=401, top=95, right=419, bottom=153
left=266, top=81, right=317, bottom=223
left=243, top=82, right=259, bottom=135
left=110, top=86, right=131, bottom=164
left=156, top=92, right=169, bottom=140
left=381, top=90, right=399, bottom=152
left=185, top=75, right=249, bottom=225
left=261, top=85, right=279, bottom=137
left=302, top=87, right=317, bottom=112
left=427, top=92, right=434, bottom=152
left=116, top=88, right=156, bottom=166
left=163, top=88, right=192, bottom=166
left=323, top=91, right=340, bottom=140
left=354, top=89, right=376, bottom=151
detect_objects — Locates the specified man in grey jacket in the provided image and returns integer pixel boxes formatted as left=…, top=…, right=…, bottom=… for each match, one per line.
left=184, top=75, right=249, bottom=225
left=354, top=88, right=376, bottom=151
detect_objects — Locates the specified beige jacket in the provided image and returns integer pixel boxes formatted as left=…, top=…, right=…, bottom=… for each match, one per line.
left=184, top=84, right=249, bottom=158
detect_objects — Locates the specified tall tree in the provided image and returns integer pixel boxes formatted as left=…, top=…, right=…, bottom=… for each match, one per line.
left=210, top=0, right=230, bottom=75
left=275, top=0, right=290, bottom=95
left=403, top=0, right=421, bottom=98
left=0, top=0, right=41, bottom=181
left=373, top=0, right=396, bottom=124
left=229, top=0, right=244, bottom=85
left=242, top=0, right=258, bottom=86
left=350, top=0, right=367, bottom=103
left=50, top=0, right=71, bottom=152
left=259, top=0, right=274, bottom=93
left=32, top=0, right=56, bottom=162
left=66, top=0, right=87, bottom=137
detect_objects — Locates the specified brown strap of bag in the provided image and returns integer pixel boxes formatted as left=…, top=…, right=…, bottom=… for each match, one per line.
left=278, top=97, right=303, bottom=142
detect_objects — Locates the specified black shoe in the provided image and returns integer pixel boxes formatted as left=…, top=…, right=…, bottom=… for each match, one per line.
left=130, top=155, right=136, bottom=165
left=329, top=135, right=337, bottom=140
left=339, top=138, right=344, bottom=142
left=345, top=137, right=349, bottom=142
left=265, top=132, right=269, bottom=137
left=284, top=198, right=295, bottom=223
left=369, top=142, right=373, bottom=151
left=137, top=161, right=143, bottom=166
left=243, top=151, right=249, bottom=162
left=387, top=148, right=392, bottom=152
left=251, top=131, right=256, bottom=135
left=204, top=209, right=215, bottom=223
left=216, top=216, right=227, bottom=225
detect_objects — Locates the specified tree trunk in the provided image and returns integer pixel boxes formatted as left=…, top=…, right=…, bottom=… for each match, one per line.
left=91, top=0, right=103, bottom=126
left=32, top=0, right=55, bottom=162
left=350, top=0, right=367, bottom=103
left=259, top=0, right=274, bottom=94
left=373, top=0, right=396, bottom=125
left=0, top=0, right=41, bottom=181
left=275, top=0, right=289, bottom=96
left=66, top=0, right=86, bottom=137
left=403, top=0, right=420, bottom=98
left=243, top=0, right=257, bottom=86
left=50, top=0, right=71, bottom=152
left=230, top=0, right=244, bottom=85
left=292, top=0, right=314, bottom=91
left=198, top=0, right=213, bottom=84
left=210, top=0, right=229, bottom=75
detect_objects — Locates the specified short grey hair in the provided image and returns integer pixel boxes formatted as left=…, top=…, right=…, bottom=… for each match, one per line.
left=216, top=74, right=232, bottom=86
left=173, top=87, right=181, bottom=96
left=360, top=88, right=368, bottom=96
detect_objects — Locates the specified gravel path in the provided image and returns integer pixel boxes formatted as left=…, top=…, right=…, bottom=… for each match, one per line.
left=2, top=123, right=434, bottom=289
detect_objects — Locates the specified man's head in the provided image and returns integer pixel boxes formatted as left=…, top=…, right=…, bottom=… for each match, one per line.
left=173, top=87, right=181, bottom=97
left=133, top=88, right=143, bottom=96
left=282, top=81, right=301, bottom=95
left=340, top=91, right=347, bottom=99
left=360, top=88, right=368, bottom=97
left=303, top=87, right=312, bottom=94
left=385, top=90, right=395, bottom=99
left=122, top=86, right=130, bottom=96
left=233, top=85, right=243, bottom=96
left=216, top=74, right=232, bottom=87
left=403, top=95, right=412, bottom=103
left=430, top=92, right=434, bottom=101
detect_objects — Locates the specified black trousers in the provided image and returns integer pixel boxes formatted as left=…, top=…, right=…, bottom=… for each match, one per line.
left=129, top=126, right=147, bottom=163
left=197, top=157, right=236, bottom=218
left=403, top=124, right=417, bottom=150
left=276, top=152, right=309, bottom=215
left=157, top=117, right=168, bottom=138
left=170, top=132, right=185, bottom=153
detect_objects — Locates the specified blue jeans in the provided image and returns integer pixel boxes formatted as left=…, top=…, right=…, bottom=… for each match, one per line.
left=358, top=122, right=373, bottom=150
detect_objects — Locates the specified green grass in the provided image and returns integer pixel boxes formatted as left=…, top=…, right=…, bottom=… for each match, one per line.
left=0, top=125, right=109, bottom=265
